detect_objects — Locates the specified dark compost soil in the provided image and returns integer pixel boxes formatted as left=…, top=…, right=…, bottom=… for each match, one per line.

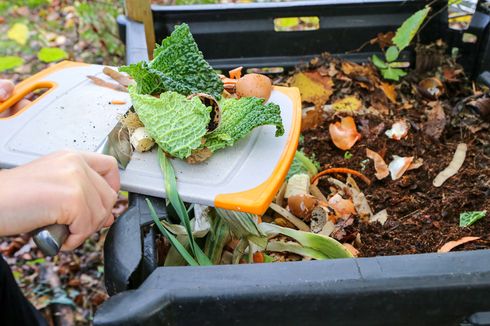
left=294, top=50, right=490, bottom=257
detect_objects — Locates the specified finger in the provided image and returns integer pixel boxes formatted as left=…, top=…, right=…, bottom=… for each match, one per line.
left=102, top=214, right=115, bottom=228
left=0, top=80, right=14, bottom=101
left=12, top=99, right=31, bottom=113
left=80, top=152, right=120, bottom=192
left=61, top=233, right=87, bottom=251
left=85, top=165, right=118, bottom=214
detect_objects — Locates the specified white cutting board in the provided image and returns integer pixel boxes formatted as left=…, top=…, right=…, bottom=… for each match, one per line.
left=0, top=62, right=301, bottom=214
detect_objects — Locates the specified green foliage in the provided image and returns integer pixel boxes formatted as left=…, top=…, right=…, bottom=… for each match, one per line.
left=382, top=66, right=407, bottom=81
left=37, top=47, right=67, bottom=63
left=460, top=211, right=487, bottom=227
left=287, top=150, right=320, bottom=179
left=158, top=149, right=212, bottom=265
left=372, top=6, right=430, bottom=81
left=344, top=151, right=353, bottom=159
left=120, top=24, right=223, bottom=98
left=147, top=199, right=199, bottom=266
left=204, top=97, right=285, bottom=152
left=0, top=56, right=24, bottom=72
left=392, top=7, right=430, bottom=51
left=385, top=46, right=399, bottom=62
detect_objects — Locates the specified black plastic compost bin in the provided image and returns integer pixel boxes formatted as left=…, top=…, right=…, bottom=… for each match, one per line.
left=94, top=1, right=490, bottom=325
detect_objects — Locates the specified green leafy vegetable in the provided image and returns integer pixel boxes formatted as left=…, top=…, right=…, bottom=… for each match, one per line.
left=120, top=23, right=223, bottom=99
left=147, top=199, right=199, bottom=266
left=159, top=149, right=212, bottom=265
left=392, top=7, right=430, bottom=51
left=460, top=211, right=487, bottom=227
left=37, top=47, right=68, bottom=63
left=204, top=97, right=285, bottom=152
left=0, top=56, right=24, bottom=72
left=344, top=151, right=353, bottom=160
left=287, top=150, right=320, bottom=179
left=260, top=223, right=354, bottom=259
left=130, top=88, right=211, bottom=159
left=204, top=210, right=231, bottom=265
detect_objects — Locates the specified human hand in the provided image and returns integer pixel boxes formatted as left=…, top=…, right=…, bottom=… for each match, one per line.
left=0, top=151, right=120, bottom=250
left=0, top=79, right=31, bottom=118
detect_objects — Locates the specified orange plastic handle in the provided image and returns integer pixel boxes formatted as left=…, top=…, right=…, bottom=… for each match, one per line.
left=0, top=80, right=56, bottom=119
left=214, top=86, right=302, bottom=215
left=0, top=61, right=86, bottom=120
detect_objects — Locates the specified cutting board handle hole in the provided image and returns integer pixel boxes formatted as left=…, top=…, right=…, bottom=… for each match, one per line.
left=0, top=81, right=54, bottom=119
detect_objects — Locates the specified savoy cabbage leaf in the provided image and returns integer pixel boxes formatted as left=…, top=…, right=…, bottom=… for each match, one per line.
left=203, top=97, right=285, bottom=152
left=129, top=87, right=211, bottom=159
left=120, top=24, right=223, bottom=99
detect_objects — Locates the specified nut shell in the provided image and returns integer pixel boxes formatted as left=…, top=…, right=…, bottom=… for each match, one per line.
left=288, top=194, right=318, bottom=221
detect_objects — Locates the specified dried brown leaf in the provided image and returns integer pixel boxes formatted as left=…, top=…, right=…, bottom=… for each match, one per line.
left=424, top=101, right=446, bottom=140
left=438, top=236, right=480, bottom=253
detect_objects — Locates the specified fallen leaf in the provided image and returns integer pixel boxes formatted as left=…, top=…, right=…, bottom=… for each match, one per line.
left=433, top=143, right=467, bottom=187
left=332, top=96, right=362, bottom=112
left=329, top=116, right=361, bottom=150
left=388, top=155, right=414, bottom=180
left=290, top=71, right=333, bottom=107
left=328, top=193, right=356, bottom=218
left=342, top=243, right=359, bottom=257
left=370, top=209, right=388, bottom=225
left=301, top=106, right=323, bottom=131
left=366, top=148, right=389, bottom=180
left=424, top=101, right=446, bottom=139
left=7, top=23, right=29, bottom=45
left=372, top=31, right=395, bottom=49
left=385, top=120, right=409, bottom=140
left=380, top=82, right=397, bottom=103
left=438, top=236, right=480, bottom=253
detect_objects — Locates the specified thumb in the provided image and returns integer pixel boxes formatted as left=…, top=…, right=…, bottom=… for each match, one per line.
left=0, top=80, right=15, bottom=101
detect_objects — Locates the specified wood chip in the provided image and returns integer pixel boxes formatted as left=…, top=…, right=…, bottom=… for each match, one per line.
left=433, top=143, right=467, bottom=187
left=87, top=75, right=128, bottom=93
left=102, top=67, right=134, bottom=87
left=438, top=236, right=480, bottom=253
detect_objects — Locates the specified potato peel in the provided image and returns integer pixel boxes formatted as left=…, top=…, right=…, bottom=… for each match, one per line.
left=433, top=143, right=467, bottom=187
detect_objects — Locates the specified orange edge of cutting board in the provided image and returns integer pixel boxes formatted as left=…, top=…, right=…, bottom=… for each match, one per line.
left=0, top=61, right=88, bottom=120
left=214, top=86, right=302, bottom=215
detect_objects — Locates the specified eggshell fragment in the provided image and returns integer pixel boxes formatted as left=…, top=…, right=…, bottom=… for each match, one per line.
left=236, top=73, right=272, bottom=100
left=329, top=116, right=361, bottom=150
left=388, top=155, right=414, bottom=180
left=288, top=194, right=318, bottom=221
left=385, top=120, right=409, bottom=140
